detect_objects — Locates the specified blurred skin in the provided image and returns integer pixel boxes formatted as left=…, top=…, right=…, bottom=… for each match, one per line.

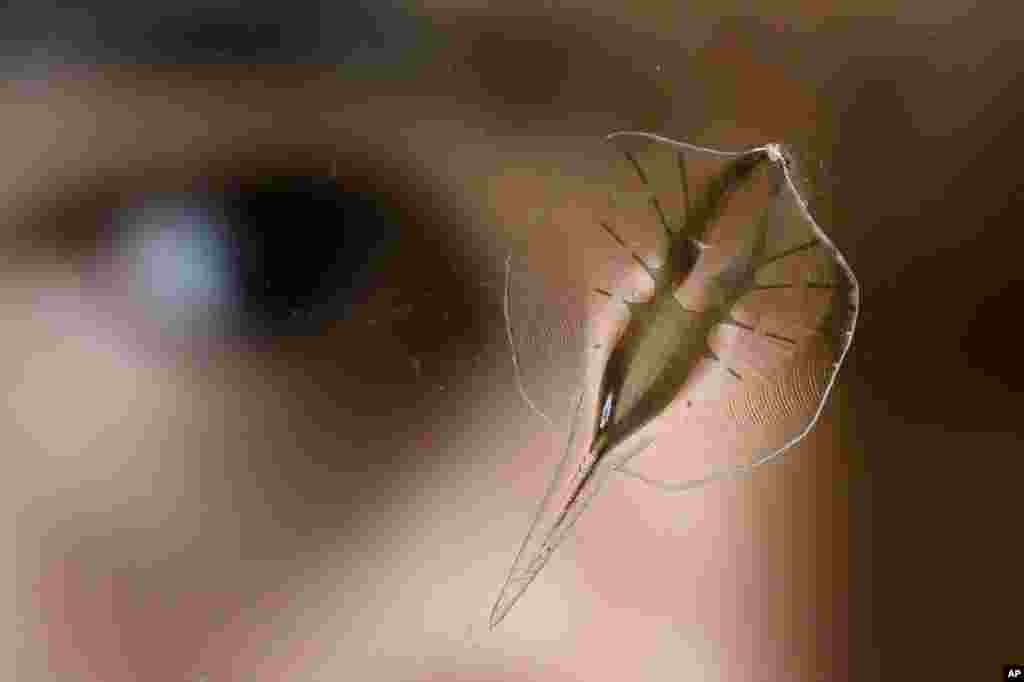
left=5, top=79, right=848, bottom=682
left=16, top=5, right=993, bottom=681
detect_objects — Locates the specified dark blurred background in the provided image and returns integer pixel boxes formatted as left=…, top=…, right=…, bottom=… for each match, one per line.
left=3, top=1, right=1022, bottom=681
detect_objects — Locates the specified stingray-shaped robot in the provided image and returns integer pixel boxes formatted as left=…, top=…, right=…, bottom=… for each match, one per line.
left=492, top=132, right=859, bottom=628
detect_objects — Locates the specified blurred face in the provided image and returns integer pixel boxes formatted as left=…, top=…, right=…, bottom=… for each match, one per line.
left=6, top=10, right=848, bottom=682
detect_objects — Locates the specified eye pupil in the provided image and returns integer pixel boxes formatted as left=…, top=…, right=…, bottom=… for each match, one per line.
left=222, top=174, right=398, bottom=335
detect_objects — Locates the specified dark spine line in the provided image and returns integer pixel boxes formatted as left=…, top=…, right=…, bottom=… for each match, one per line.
left=597, top=220, right=658, bottom=283
left=757, top=238, right=820, bottom=268
left=676, top=151, right=691, bottom=219
left=751, top=281, right=834, bottom=291
left=764, top=331, right=798, bottom=345
left=623, top=150, right=650, bottom=185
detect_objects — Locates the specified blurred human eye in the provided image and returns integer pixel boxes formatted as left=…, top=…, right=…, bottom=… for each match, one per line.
left=2, top=93, right=503, bottom=413
left=25, top=153, right=408, bottom=342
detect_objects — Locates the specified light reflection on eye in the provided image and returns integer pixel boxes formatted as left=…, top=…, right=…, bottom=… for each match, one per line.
left=104, top=197, right=239, bottom=334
